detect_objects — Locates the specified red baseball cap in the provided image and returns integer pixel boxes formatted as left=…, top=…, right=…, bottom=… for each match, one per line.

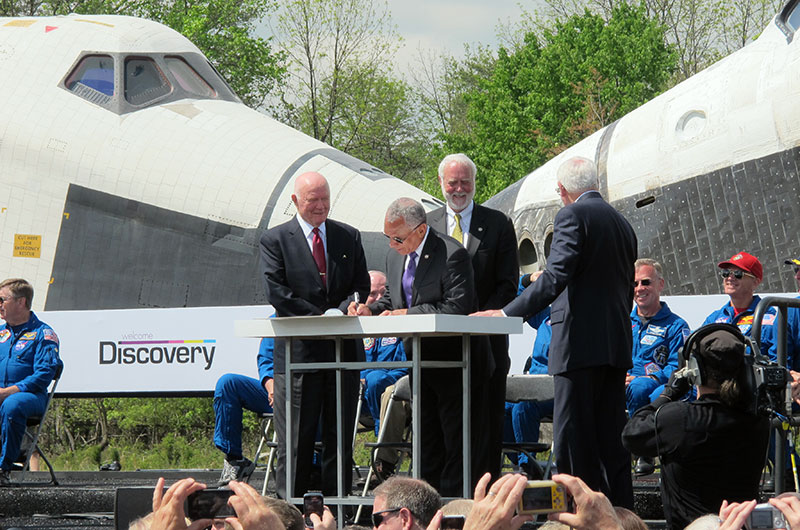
left=718, top=251, right=762, bottom=281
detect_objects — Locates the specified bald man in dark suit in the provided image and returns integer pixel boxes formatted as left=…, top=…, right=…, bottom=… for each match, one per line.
left=427, top=153, right=519, bottom=484
left=474, top=156, right=637, bottom=508
left=351, top=197, right=479, bottom=496
left=260, top=171, right=370, bottom=499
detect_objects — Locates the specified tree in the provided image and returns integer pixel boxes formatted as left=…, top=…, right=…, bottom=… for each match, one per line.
left=272, top=0, right=400, bottom=143
left=1, top=0, right=287, bottom=108
left=533, top=0, right=785, bottom=80
left=441, top=4, right=677, bottom=202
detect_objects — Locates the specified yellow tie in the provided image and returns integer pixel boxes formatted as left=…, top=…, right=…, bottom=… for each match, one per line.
left=453, top=213, right=463, bottom=244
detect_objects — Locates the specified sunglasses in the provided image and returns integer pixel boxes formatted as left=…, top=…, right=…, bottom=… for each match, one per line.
left=720, top=269, right=753, bottom=280
left=0, top=296, right=18, bottom=304
left=634, top=279, right=652, bottom=287
left=372, top=508, right=402, bottom=527
left=384, top=222, right=424, bottom=244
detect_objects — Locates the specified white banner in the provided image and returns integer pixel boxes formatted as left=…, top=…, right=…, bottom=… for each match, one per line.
left=39, top=305, right=274, bottom=395
left=27, top=292, right=796, bottom=394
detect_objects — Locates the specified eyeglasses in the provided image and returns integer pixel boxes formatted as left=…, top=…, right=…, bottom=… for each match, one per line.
left=372, top=508, right=402, bottom=527
left=384, top=222, right=424, bottom=245
left=554, top=186, right=562, bottom=195
left=634, top=279, right=652, bottom=287
left=720, top=269, right=754, bottom=280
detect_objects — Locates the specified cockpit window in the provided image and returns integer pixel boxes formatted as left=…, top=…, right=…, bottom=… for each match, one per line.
left=124, top=56, right=171, bottom=105
left=164, top=56, right=216, bottom=98
left=787, top=2, right=800, bottom=33
left=65, top=55, right=114, bottom=105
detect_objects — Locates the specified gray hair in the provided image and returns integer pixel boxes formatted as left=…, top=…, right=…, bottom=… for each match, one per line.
left=556, top=156, right=598, bottom=194
left=374, top=477, right=442, bottom=527
left=386, top=198, right=426, bottom=229
left=0, top=278, right=33, bottom=309
left=634, top=258, right=663, bottom=280
left=684, top=514, right=721, bottom=530
left=438, top=153, right=477, bottom=180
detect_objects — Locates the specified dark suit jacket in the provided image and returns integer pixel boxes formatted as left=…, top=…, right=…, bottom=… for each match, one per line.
left=260, top=216, right=370, bottom=372
left=370, top=228, right=484, bottom=366
left=427, top=203, right=518, bottom=311
left=503, top=191, right=637, bottom=374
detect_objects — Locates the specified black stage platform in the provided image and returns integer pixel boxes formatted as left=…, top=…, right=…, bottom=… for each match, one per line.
left=0, top=469, right=667, bottom=529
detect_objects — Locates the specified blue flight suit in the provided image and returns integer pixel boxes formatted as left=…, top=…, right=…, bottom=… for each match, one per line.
left=503, top=276, right=555, bottom=470
left=702, top=295, right=777, bottom=359
left=213, top=336, right=274, bottom=459
left=360, top=337, right=407, bottom=435
left=0, top=312, right=62, bottom=471
left=627, top=302, right=690, bottom=414
left=765, top=295, right=800, bottom=370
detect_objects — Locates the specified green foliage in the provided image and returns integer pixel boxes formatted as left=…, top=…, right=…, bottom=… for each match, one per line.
left=439, top=4, right=677, bottom=202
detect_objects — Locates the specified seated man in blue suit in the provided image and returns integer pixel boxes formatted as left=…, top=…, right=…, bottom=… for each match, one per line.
left=503, top=272, right=554, bottom=478
left=360, top=271, right=407, bottom=435
left=626, top=258, right=690, bottom=476
left=213, top=315, right=276, bottom=485
left=0, top=278, right=63, bottom=486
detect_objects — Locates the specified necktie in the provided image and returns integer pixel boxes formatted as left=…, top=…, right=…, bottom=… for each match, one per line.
left=312, top=227, right=326, bottom=288
left=452, top=213, right=463, bottom=244
left=402, top=251, right=417, bottom=308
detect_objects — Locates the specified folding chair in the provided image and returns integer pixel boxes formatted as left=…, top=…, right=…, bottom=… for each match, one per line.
left=252, top=411, right=277, bottom=495
left=502, top=374, right=554, bottom=479
left=17, top=363, right=62, bottom=485
left=355, top=375, right=412, bottom=522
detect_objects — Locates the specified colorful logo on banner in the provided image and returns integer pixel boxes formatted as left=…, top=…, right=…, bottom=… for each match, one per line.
left=99, top=338, right=218, bottom=370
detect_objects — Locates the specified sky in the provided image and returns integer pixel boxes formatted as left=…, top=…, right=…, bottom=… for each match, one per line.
left=390, top=0, right=534, bottom=71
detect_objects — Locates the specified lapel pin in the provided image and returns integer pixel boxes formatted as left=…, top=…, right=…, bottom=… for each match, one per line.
left=478, top=227, right=483, bottom=232
left=424, top=254, right=430, bottom=259
left=342, top=254, right=347, bottom=258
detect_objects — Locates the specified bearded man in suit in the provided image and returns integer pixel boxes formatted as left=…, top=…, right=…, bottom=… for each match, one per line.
left=260, top=171, right=370, bottom=499
left=427, top=153, right=519, bottom=484
left=473, top=156, right=637, bottom=508
left=350, top=197, right=477, bottom=496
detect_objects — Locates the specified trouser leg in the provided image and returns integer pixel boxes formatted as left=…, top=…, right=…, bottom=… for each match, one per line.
left=553, top=367, right=633, bottom=509
left=0, top=392, right=46, bottom=471
left=213, top=373, right=272, bottom=458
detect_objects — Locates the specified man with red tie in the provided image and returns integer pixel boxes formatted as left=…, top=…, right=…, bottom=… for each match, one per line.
left=260, top=171, right=370, bottom=499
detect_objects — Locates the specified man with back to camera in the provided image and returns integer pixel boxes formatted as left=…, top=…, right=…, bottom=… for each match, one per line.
left=472, top=156, right=637, bottom=508
left=427, top=153, right=519, bottom=483
left=260, top=171, right=370, bottom=498
left=0, top=278, right=63, bottom=485
left=622, top=325, right=770, bottom=529
left=626, top=258, right=690, bottom=476
left=350, top=197, right=483, bottom=497
left=702, top=251, right=777, bottom=357
left=360, top=270, right=407, bottom=437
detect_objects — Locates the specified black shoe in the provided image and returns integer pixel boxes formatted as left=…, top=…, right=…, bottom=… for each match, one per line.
left=521, top=459, right=545, bottom=480
left=0, top=470, right=11, bottom=486
left=218, top=457, right=255, bottom=486
left=374, top=459, right=396, bottom=483
left=634, top=456, right=655, bottom=476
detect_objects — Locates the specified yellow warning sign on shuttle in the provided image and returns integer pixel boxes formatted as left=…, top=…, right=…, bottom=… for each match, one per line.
left=14, top=234, right=41, bottom=258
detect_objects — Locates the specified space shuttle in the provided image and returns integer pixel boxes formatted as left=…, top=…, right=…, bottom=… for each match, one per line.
left=487, top=0, right=800, bottom=296
left=0, top=14, right=441, bottom=311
